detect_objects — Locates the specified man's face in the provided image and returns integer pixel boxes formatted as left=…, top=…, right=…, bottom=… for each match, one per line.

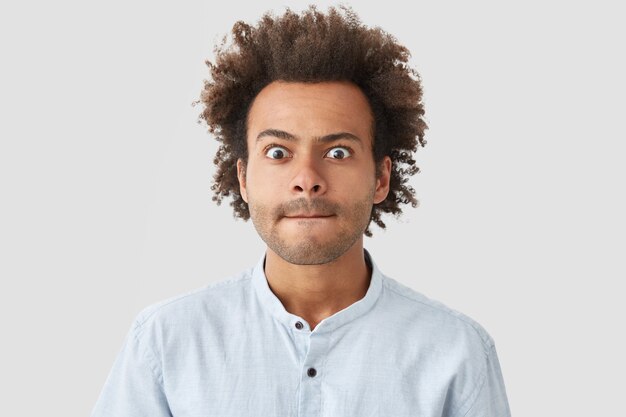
left=237, top=81, right=391, bottom=265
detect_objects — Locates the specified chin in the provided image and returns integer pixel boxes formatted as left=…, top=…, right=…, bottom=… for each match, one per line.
left=269, top=233, right=358, bottom=266
left=276, top=249, right=342, bottom=266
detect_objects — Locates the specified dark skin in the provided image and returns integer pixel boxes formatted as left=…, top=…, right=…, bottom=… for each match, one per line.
left=200, top=7, right=427, bottom=239
left=237, top=81, right=391, bottom=330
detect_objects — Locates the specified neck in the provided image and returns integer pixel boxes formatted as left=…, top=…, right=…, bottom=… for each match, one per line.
left=263, top=240, right=371, bottom=330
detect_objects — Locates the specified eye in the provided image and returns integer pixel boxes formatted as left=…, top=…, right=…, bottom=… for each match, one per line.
left=325, top=146, right=352, bottom=160
left=265, top=145, right=290, bottom=160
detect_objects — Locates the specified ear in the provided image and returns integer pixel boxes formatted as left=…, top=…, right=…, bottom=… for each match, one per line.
left=236, top=158, right=248, bottom=203
left=373, top=156, right=392, bottom=204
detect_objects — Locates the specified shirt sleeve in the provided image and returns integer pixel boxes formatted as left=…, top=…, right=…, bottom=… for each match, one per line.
left=454, top=343, right=511, bottom=417
left=90, top=318, right=173, bottom=417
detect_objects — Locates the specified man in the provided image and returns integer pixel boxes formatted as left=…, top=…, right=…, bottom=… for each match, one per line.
left=91, top=5, right=511, bottom=417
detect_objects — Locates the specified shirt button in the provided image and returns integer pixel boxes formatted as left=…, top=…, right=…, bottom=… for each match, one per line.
left=307, top=368, right=317, bottom=378
left=295, top=321, right=303, bottom=330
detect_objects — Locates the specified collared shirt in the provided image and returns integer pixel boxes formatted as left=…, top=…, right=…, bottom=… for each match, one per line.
left=91, top=250, right=511, bottom=417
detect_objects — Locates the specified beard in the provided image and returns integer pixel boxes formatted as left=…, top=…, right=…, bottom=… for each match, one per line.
left=247, top=192, right=375, bottom=265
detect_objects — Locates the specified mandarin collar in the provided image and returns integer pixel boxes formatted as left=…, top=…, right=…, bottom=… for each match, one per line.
left=251, top=249, right=383, bottom=334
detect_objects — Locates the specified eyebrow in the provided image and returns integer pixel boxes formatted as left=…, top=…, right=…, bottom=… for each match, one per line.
left=255, top=129, right=363, bottom=145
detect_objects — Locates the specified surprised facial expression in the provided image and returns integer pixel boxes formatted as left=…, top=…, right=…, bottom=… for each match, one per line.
left=237, top=81, right=391, bottom=265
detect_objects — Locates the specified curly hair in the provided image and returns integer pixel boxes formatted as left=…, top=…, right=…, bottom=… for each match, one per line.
left=196, top=5, right=427, bottom=236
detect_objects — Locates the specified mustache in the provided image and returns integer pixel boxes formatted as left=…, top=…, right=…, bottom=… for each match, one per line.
left=277, top=198, right=340, bottom=218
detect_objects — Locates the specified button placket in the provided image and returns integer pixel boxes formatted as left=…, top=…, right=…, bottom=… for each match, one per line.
left=297, top=331, right=328, bottom=416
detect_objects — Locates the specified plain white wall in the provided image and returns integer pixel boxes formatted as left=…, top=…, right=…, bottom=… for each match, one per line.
left=1, top=0, right=624, bottom=415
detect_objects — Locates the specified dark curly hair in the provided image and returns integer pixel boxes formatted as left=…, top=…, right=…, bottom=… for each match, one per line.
left=196, top=5, right=427, bottom=236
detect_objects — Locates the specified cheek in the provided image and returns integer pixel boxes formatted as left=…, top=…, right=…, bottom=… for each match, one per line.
left=330, top=166, right=375, bottom=190
left=245, top=175, right=269, bottom=198
left=248, top=166, right=289, bottom=193
left=245, top=175, right=277, bottom=210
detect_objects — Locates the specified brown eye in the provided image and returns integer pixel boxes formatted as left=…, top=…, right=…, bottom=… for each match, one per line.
left=325, top=146, right=352, bottom=159
left=265, top=146, right=290, bottom=159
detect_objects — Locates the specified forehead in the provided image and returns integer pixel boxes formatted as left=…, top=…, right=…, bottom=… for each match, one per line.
left=246, top=81, right=374, bottom=145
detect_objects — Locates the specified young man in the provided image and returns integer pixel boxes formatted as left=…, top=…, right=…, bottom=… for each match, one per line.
left=91, top=6, right=511, bottom=417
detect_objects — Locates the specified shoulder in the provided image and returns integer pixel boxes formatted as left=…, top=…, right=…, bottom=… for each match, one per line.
left=379, top=274, right=495, bottom=356
left=131, top=267, right=255, bottom=335
left=378, top=276, right=509, bottom=417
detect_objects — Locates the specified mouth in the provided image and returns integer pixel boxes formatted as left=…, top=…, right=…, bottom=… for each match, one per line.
left=283, top=214, right=335, bottom=219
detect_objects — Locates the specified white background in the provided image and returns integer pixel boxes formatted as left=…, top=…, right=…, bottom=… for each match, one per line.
left=1, top=0, right=624, bottom=415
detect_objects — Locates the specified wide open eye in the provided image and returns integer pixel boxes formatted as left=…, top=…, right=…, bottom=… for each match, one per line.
left=265, top=146, right=290, bottom=160
left=325, top=146, right=352, bottom=160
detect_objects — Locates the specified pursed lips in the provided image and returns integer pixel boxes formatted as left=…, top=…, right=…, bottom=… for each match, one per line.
left=283, top=213, right=334, bottom=219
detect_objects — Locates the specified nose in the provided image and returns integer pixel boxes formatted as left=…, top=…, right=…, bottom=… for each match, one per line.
left=289, top=157, right=327, bottom=197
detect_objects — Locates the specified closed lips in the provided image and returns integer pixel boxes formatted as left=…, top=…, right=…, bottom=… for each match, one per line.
left=285, top=214, right=334, bottom=218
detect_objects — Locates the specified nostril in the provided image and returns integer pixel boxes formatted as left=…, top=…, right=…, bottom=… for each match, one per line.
left=293, top=184, right=321, bottom=193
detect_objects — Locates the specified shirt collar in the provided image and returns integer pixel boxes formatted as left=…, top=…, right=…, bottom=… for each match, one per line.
left=251, top=248, right=383, bottom=334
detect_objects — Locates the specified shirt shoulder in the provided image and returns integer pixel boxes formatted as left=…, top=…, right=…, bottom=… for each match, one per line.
left=132, top=267, right=254, bottom=333
left=377, top=274, right=504, bottom=416
left=380, top=274, right=495, bottom=354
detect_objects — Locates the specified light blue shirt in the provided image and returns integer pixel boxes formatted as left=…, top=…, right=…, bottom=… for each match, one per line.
left=91, top=250, right=511, bottom=416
